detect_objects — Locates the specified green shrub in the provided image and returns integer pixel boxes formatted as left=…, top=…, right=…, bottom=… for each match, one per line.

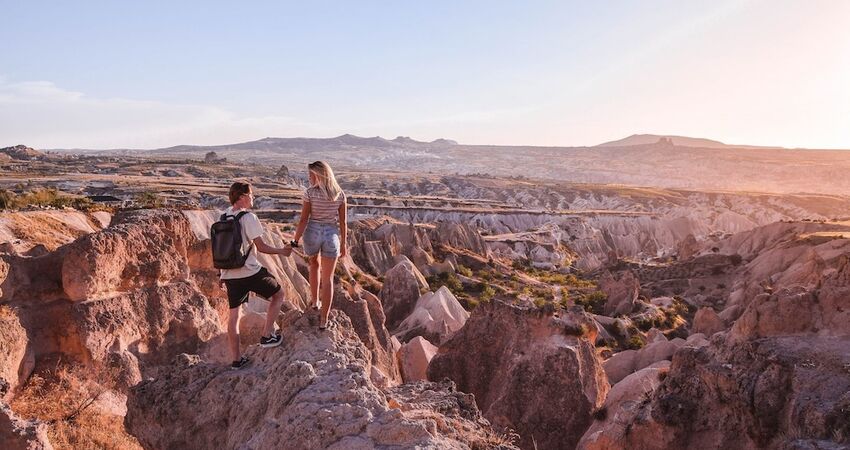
left=480, top=285, right=496, bottom=302
left=575, top=291, right=607, bottom=315
left=457, top=265, right=473, bottom=277
left=625, top=334, right=646, bottom=350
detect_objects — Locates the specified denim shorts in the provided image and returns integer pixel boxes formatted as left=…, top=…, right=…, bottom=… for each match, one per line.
left=303, top=221, right=341, bottom=258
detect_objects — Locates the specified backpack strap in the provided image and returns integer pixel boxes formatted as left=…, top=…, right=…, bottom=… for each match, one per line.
left=232, top=211, right=254, bottom=256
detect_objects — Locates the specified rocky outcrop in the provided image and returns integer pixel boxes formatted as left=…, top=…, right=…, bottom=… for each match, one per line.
left=730, top=254, right=850, bottom=343
left=590, top=337, right=850, bottom=449
left=692, top=307, right=725, bottom=335
left=398, top=336, right=438, bottom=382
left=349, top=220, right=434, bottom=276
left=0, top=308, right=34, bottom=398
left=0, top=401, right=53, bottom=450
left=379, top=257, right=428, bottom=331
left=333, top=283, right=401, bottom=386
left=126, top=312, right=514, bottom=450
left=602, top=336, right=692, bottom=385
left=599, top=270, right=640, bottom=316
left=428, top=300, right=609, bottom=450
left=0, top=145, right=44, bottom=160
left=394, top=286, right=469, bottom=345
left=61, top=210, right=194, bottom=302
left=579, top=362, right=671, bottom=449
left=676, top=233, right=700, bottom=260
left=431, top=222, right=489, bottom=256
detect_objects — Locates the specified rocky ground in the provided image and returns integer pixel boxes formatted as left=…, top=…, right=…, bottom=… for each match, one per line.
left=2, top=151, right=850, bottom=449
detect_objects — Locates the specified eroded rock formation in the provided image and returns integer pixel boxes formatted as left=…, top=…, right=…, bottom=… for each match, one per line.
left=428, top=300, right=609, bottom=450
left=126, top=312, right=515, bottom=449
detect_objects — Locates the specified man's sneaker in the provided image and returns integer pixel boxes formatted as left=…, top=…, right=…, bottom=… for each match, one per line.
left=231, top=356, right=249, bottom=370
left=259, top=333, right=282, bottom=348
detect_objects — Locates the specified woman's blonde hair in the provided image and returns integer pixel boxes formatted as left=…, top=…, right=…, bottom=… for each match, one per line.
left=308, top=161, right=342, bottom=201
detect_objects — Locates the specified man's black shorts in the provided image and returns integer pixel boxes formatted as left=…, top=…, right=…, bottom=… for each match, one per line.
left=223, top=267, right=281, bottom=309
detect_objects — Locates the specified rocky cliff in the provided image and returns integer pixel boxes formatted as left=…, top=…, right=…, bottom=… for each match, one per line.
left=429, top=300, right=609, bottom=450
left=126, top=312, right=516, bottom=449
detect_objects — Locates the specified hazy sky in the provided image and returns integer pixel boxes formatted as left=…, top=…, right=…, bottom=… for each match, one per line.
left=2, top=0, right=849, bottom=149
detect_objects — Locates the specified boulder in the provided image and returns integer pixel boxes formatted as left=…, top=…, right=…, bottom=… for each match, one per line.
left=599, top=270, right=640, bottom=316
left=379, top=257, right=429, bottom=331
left=398, top=336, right=438, bottom=382
left=126, top=312, right=514, bottom=450
left=61, top=210, right=193, bottom=302
left=579, top=362, right=671, bottom=449
left=603, top=339, right=685, bottom=385
left=692, top=307, right=725, bottom=335
left=393, top=286, right=469, bottom=345
left=428, top=300, right=609, bottom=450
left=0, top=401, right=53, bottom=450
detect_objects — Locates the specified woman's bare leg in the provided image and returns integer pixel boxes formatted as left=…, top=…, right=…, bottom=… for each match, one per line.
left=309, top=255, right=320, bottom=308
left=319, top=255, right=339, bottom=326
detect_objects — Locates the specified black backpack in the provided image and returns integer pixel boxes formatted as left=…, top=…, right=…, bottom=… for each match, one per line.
left=211, top=211, right=253, bottom=269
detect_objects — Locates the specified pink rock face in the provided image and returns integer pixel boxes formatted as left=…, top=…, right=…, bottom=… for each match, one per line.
left=61, top=210, right=193, bottom=302
left=398, top=336, right=438, bottom=382
left=677, top=233, right=700, bottom=260
left=428, top=300, right=609, bottom=450
left=579, top=362, right=671, bottom=449
left=0, top=401, right=53, bottom=450
left=126, top=313, right=515, bottom=450
left=431, top=222, right=490, bottom=256
left=349, top=220, right=434, bottom=275
left=603, top=337, right=850, bottom=449
left=379, top=257, right=429, bottom=331
left=2, top=210, right=227, bottom=390
left=730, top=254, right=850, bottom=343
left=0, top=309, right=34, bottom=398
left=394, top=286, right=469, bottom=345
left=334, top=283, right=402, bottom=385
left=692, top=307, right=725, bottom=335
left=599, top=270, right=640, bottom=316
left=603, top=339, right=684, bottom=385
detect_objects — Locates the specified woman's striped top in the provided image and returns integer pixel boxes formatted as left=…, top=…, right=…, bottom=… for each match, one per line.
left=303, top=186, right=346, bottom=224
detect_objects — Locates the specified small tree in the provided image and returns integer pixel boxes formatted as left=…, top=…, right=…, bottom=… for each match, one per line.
left=204, top=151, right=219, bottom=163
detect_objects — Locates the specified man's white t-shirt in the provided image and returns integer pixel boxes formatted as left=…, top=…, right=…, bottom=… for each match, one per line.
left=219, top=207, right=264, bottom=280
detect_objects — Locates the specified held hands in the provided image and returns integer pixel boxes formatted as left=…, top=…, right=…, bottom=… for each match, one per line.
left=280, top=245, right=293, bottom=257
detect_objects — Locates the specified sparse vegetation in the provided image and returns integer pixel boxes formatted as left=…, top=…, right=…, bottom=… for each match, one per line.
left=624, top=333, right=646, bottom=350
left=0, top=188, right=92, bottom=210
left=135, top=191, right=164, bottom=208
left=11, top=364, right=142, bottom=450
left=575, top=291, right=607, bottom=315
left=456, top=265, right=473, bottom=277
left=426, top=272, right=463, bottom=295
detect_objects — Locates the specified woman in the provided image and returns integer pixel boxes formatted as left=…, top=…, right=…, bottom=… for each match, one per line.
left=292, top=161, right=347, bottom=329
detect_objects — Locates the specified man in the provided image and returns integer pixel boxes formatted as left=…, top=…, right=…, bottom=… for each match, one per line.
left=219, top=181, right=291, bottom=369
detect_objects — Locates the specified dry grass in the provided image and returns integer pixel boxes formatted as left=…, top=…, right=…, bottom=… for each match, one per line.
left=11, top=363, right=142, bottom=450
left=7, top=213, right=90, bottom=251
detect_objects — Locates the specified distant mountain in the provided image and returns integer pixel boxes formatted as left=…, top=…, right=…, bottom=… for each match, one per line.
left=595, top=134, right=779, bottom=149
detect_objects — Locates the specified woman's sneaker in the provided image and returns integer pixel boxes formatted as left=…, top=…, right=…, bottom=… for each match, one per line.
left=259, top=333, right=282, bottom=348
left=231, top=356, right=249, bottom=370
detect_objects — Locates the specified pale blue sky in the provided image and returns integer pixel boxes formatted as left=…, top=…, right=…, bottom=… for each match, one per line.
left=2, top=0, right=849, bottom=149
